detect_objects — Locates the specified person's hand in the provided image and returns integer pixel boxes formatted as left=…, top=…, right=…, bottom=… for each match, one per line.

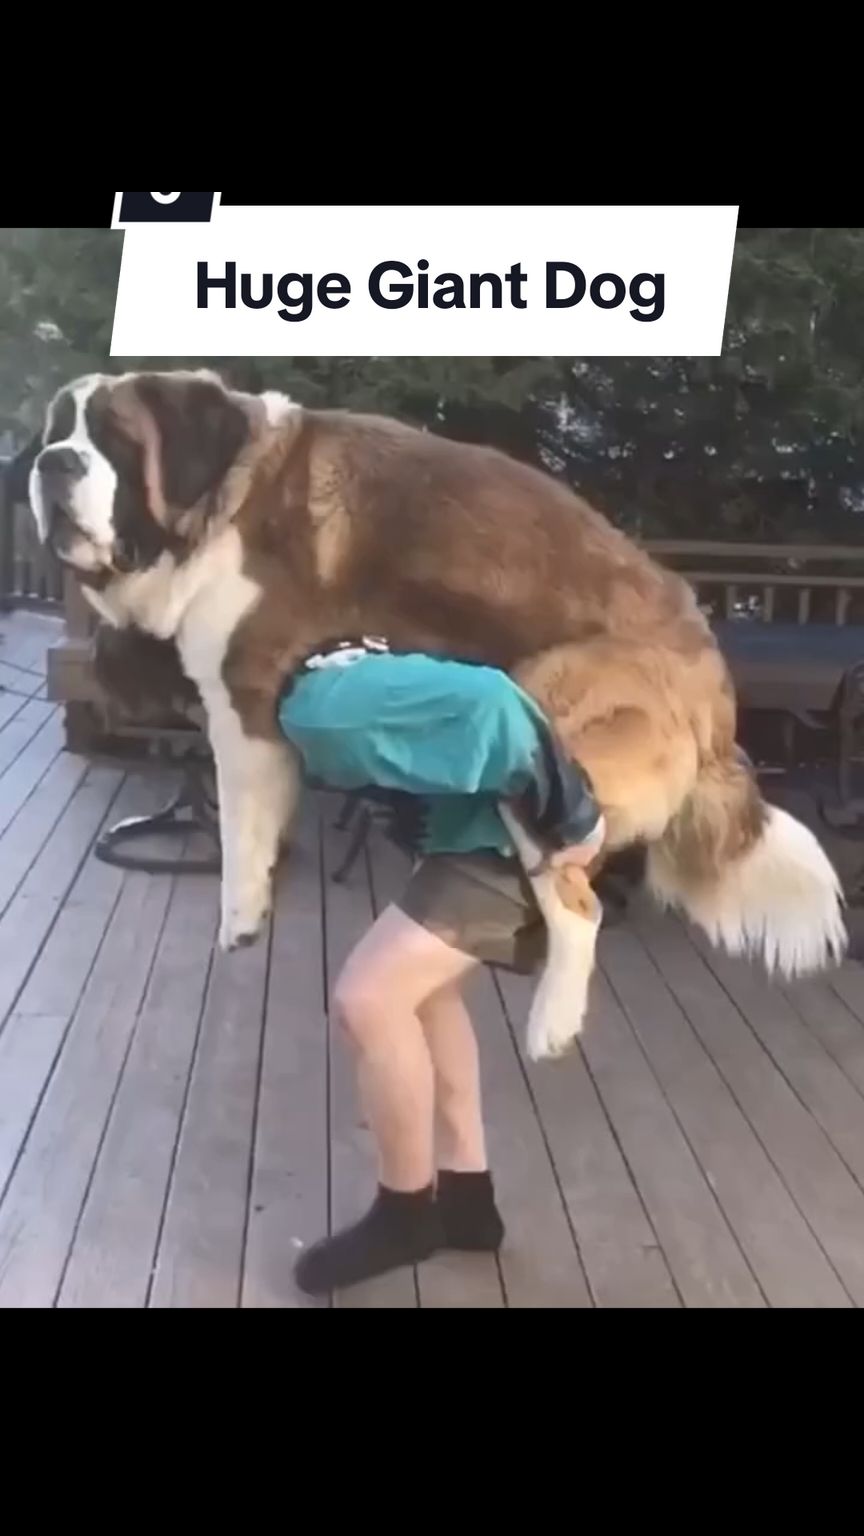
left=548, top=816, right=606, bottom=870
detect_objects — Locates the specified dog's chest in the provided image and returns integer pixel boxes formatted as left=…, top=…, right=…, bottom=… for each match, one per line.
left=177, top=555, right=262, bottom=695
left=177, top=563, right=267, bottom=747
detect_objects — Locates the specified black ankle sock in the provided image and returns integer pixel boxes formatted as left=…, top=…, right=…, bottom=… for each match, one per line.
left=294, top=1185, right=442, bottom=1295
left=436, top=1170, right=505, bottom=1251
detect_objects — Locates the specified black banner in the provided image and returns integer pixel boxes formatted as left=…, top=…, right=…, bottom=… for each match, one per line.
left=117, top=192, right=217, bottom=223
left=3, top=191, right=864, bottom=229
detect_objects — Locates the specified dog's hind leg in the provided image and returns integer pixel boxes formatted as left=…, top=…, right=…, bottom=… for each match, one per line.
left=560, top=706, right=699, bottom=852
left=499, top=640, right=707, bottom=1057
left=513, top=638, right=846, bottom=981
left=503, top=700, right=690, bottom=1061
left=513, top=639, right=702, bottom=854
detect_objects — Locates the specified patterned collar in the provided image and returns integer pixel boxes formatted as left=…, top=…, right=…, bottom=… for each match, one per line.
left=300, top=635, right=391, bottom=671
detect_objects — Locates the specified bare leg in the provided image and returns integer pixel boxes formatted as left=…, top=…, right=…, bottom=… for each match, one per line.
left=333, top=905, right=478, bottom=1191
left=418, top=980, right=507, bottom=1252
left=294, top=906, right=480, bottom=1294
left=418, top=982, right=488, bottom=1173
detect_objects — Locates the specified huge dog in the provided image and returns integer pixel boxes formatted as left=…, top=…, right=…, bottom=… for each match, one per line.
left=27, top=368, right=847, bottom=1054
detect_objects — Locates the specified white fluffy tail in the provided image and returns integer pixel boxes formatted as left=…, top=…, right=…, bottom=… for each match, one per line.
left=647, top=802, right=847, bottom=979
left=498, top=804, right=602, bottom=1061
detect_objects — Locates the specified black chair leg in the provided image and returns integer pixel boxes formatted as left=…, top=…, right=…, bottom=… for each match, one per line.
left=334, top=793, right=362, bottom=832
left=331, top=807, right=373, bottom=883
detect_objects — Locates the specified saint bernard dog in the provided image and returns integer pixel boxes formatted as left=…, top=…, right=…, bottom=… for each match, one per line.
left=26, top=367, right=847, bottom=1056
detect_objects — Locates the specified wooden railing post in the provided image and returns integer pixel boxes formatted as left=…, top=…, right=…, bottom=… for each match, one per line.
left=0, top=458, right=13, bottom=611
left=45, top=571, right=103, bottom=750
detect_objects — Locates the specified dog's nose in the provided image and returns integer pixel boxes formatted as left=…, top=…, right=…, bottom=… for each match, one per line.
left=38, top=444, right=88, bottom=480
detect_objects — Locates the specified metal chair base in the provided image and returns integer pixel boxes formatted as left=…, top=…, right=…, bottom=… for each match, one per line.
left=95, top=763, right=221, bottom=874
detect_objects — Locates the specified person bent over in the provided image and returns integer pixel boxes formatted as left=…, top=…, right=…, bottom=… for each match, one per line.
left=276, top=638, right=605, bottom=1295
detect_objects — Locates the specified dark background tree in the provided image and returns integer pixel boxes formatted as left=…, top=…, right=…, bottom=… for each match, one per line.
left=3, top=226, right=864, bottom=543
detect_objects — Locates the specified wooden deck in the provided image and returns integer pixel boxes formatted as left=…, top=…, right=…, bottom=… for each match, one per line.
left=4, top=610, right=864, bottom=1308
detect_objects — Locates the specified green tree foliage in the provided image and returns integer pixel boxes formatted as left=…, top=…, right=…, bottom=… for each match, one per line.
left=2, top=226, right=864, bottom=541
left=0, top=230, right=122, bottom=434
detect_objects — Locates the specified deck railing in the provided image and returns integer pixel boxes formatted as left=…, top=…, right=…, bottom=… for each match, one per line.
left=646, top=540, right=864, bottom=626
left=0, top=455, right=64, bottom=611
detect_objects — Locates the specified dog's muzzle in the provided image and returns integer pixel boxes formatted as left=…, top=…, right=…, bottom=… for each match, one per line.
left=34, top=445, right=89, bottom=554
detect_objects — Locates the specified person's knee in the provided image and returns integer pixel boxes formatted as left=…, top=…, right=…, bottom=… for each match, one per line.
left=332, top=957, right=449, bottom=1046
left=332, top=905, right=474, bottom=1046
left=332, top=968, right=386, bottom=1046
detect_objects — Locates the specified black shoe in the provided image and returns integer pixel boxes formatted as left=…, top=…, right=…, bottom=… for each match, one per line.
left=294, top=1185, right=442, bottom=1295
left=436, top=1170, right=506, bottom=1252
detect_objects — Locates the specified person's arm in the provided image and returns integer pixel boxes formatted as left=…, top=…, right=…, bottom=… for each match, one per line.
left=507, top=725, right=606, bottom=868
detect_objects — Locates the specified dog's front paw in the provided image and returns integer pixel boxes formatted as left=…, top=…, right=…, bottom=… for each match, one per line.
left=219, top=922, right=265, bottom=953
left=219, top=890, right=272, bottom=953
left=219, top=914, right=269, bottom=953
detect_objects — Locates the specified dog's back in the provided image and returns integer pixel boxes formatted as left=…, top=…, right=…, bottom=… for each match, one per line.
left=249, top=406, right=847, bottom=982
left=266, top=407, right=713, bottom=669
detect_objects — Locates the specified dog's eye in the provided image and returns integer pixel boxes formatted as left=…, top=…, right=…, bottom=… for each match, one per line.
left=89, top=411, right=142, bottom=478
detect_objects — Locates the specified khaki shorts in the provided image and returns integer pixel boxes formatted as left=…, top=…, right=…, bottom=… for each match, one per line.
left=397, top=851, right=547, bottom=975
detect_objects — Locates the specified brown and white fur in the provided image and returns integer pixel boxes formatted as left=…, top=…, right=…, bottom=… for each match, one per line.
left=27, top=368, right=847, bottom=1059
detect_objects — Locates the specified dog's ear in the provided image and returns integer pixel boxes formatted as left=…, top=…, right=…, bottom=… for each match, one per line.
left=133, top=372, right=253, bottom=513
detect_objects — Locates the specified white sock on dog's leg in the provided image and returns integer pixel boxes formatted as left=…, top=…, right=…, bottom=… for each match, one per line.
left=498, top=804, right=602, bottom=1061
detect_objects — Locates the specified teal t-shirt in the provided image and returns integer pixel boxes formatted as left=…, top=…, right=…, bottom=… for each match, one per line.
left=276, top=650, right=557, bottom=857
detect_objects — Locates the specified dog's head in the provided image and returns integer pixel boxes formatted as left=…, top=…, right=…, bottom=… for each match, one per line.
left=28, top=369, right=282, bottom=582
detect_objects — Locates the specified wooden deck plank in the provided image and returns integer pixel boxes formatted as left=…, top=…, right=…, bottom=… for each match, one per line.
left=0, top=765, right=124, bottom=1028
left=0, top=770, right=134, bottom=1033
left=322, top=811, right=418, bottom=1307
left=20, top=764, right=125, bottom=901
left=366, top=829, right=507, bottom=1309
left=0, top=750, right=89, bottom=917
left=495, top=967, right=680, bottom=1308
left=691, top=934, right=864, bottom=1190
left=783, top=977, right=864, bottom=1100
left=578, top=965, right=765, bottom=1307
left=0, top=615, right=58, bottom=675
left=0, top=708, right=52, bottom=772
left=0, top=652, right=44, bottom=683
left=0, top=1014, right=69, bottom=1198
left=147, top=898, right=270, bottom=1309
left=0, top=713, right=66, bottom=839
left=0, top=700, right=55, bottom=780
left=57, top=876, right=219, bottom=1309
left=0, top=781, right=156, bottom=1193
left=0, top=691, right=26, bottom=734
left=638, top=915, right=864, bottom=1304
left=11, top=773, right=148, bottom=1014
left=605, top=923, right=850, bottom=1308
left=0, top=659, right=45, bottom=700
left=242, top=808, right=330, bottom=1309
left=828, top=964, right=864, bottom=1030
left=463, top=967, right=593, bottom=1307
left=0, top=871, right=173, bottom=1306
